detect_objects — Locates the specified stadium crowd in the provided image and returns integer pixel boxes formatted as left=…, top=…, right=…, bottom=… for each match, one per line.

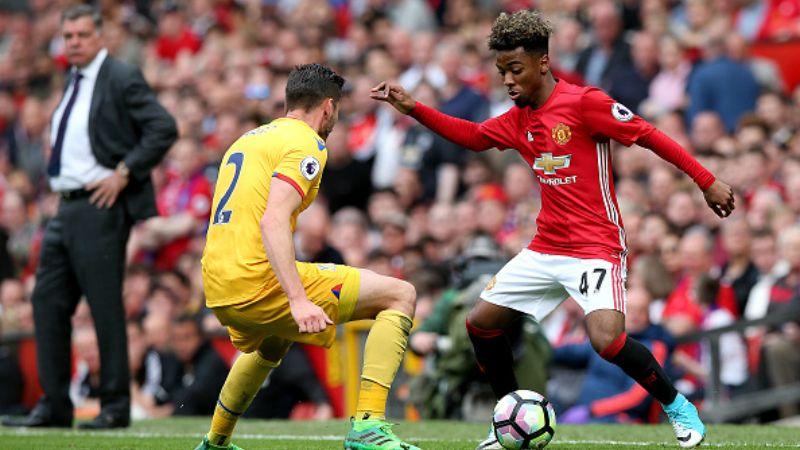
left=1, top=0, right=800, bottom=424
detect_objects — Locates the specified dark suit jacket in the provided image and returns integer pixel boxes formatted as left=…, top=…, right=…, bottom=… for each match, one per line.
left=84, top=54, right=177, bottom=221
left=575, top=38, right=631, bottom=90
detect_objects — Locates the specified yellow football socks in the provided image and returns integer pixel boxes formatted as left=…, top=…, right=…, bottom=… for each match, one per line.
left=207, top=351, right=280, bottom=447
left=355, top=309, right=413, bottom=420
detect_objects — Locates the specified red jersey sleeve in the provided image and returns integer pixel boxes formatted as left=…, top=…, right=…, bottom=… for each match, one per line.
left=581, top=88, right=715, bottom=190
left=477, top=108, right=520, bottom=151
left=409, top=102, right=519, bottom=151
left=580, top=88, right=650, bottom=147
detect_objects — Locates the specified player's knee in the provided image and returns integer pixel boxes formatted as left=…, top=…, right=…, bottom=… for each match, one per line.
left=590, top=328, right=623, bottom=355
left=388, top=280, right=416, bottom=317
left=257, top=337, right=292, bottom=363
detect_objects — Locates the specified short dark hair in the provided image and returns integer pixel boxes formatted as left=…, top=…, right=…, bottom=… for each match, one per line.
left=61, top=4, right=102, bottom=31
left=285, top=63, right=345, bottom=112
left=174, top=313, right=203, bottom=334
left=488, top=10, right=552, bottom=55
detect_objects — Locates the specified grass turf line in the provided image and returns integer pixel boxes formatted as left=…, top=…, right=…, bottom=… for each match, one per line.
left=0, top=417, right=798, bottom=449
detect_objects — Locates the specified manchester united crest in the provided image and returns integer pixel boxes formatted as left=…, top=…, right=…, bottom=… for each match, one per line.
left=551, top=123, right=572, bottom=145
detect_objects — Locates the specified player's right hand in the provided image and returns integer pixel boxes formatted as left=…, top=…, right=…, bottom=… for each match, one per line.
left=703, top=179, right=735, bottom=218
left=290, top=298, right=333, bottom=333
left=370, top=81, right=416, bottom=114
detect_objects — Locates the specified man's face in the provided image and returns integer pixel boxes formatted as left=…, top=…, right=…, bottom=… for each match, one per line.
left=62, top=16, right=102, bottom=68
left=172, top=321, right=201, bottom=363
left=495, top=48, right=546, bottom=108
left=751, top=236, right=776, bottom=274
left=625, top=289, right=651, bottom=334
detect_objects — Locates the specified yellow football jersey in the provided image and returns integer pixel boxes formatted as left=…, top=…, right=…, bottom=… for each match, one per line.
left=202, top=118, right=328, bottom=307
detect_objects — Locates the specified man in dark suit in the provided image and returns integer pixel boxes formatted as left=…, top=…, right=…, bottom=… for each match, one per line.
left=574, top=0, right=631, bottom=90
left=2, top=5, right=176, bottom=429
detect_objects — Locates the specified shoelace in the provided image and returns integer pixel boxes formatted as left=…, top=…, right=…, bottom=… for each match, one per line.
left=378, top=422, right=400, bottom=439
left=668, top=408, right=690, bottom=436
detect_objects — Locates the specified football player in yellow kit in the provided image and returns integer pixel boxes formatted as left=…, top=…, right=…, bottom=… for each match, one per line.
left=195, top=63, right=420, bottom=450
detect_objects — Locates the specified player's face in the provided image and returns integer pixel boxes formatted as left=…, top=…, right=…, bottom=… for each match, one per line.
left=495, top=48, right=548, bottom=108
left=61, top=16, right=103, bottom=68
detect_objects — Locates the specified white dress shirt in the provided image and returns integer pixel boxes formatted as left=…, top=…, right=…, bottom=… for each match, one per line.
left=49, top=48, right=114, bottom=192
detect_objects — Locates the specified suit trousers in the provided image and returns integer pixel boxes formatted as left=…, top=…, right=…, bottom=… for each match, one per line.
left=32, top=195, right=132, bottom=420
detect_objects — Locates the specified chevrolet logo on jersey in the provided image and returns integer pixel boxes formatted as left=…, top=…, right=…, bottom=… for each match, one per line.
left=533, top=152, right=571, bottom=175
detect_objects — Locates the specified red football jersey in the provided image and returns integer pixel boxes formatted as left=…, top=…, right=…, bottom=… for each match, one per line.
left=478, top=81, right=653, bottom=265
left=410, top=79, right=714, bottom=266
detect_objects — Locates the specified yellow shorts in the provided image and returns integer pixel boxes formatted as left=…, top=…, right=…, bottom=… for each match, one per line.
left=211, top=262, right=360, bottom=352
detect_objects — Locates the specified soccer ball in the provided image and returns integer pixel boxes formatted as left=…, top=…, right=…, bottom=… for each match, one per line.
left=492, top=390, right=556, bottom=449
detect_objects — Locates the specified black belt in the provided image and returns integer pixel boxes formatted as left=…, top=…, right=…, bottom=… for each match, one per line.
left=58, top=188, right=92, bottom=201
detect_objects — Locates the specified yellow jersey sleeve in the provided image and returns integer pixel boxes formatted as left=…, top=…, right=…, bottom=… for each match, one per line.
left=272, top=138, right=327, bottom=199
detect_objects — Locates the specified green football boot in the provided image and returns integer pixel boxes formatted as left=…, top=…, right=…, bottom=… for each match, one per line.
left=194, top=436, right=245, bottom=450
left=344, top=417, right=422, bottom=450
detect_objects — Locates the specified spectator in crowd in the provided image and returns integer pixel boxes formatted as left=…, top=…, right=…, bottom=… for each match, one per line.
left=436, top=39, right=490, bottom=125
left=0, top=278, right=32, bottom=335
left=689, top=276, right=748, bottom=397
left=3, top=5, right=176, bottom=430
left=1, top=189, right=34, bottom=275
left=153, top=1, right=202, bottom=63
left=719, top=217, right=759, bottom=314
left=761, top=225, right=800, bottom=419
left=744, top=229, right=789, bottom=321
left=319, top=126, right=373, bottom=214
left=168, top=315, right=227, bottom=417
left=575, top=0, right=630, bottom=89
left=608, top=31, right=660, bottom=115
left=690, top=111, right=727, bottom=155
left=330, top=207, right=370, bottom=267
left=158, top=269, right=195, bottom=316
left=296, top=204, right=345, bottom=265
left=400, top=82, right=463, bottom=204
left=474, top=184, right=512, bottom=247
left=6, top=97, right=47, bottom=186
left=725, top=33, right=785, bottom=95
left=131, top=138, right=212, bottom=271
left=663, top=226, right=738, bottom=340
left=640, top=36, right=691, bottom=119
left=122, top=264, right=152, bottom=322
left=686, top=31, right=760, bottom=133
left=69, top=326, right=101, bottom=419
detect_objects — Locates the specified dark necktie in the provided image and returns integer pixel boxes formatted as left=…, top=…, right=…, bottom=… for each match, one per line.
left=47, top=72, right=83, bottom=177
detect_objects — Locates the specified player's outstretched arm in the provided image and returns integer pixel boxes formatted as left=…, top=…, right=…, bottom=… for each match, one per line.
left=702, top=179, right=735, bottom=218
left=370, top=81, right=416, bottom=114
left=370, top=81, right=495, bottom=151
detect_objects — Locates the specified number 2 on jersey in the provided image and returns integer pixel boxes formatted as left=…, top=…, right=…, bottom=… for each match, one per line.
left=213, top=152, right=244, bottom=225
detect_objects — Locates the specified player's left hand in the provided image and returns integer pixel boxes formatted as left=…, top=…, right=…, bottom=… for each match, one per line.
left=87, top=172, right=129, bottom=208
left=702, top=179, right=735, bottom=218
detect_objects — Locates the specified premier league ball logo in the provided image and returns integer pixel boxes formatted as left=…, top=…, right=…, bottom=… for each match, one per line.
left=301, top=156, right=320, bottom=180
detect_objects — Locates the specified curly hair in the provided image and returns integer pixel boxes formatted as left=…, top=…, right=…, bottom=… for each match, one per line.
left=488, top=10, right=553, bottom=54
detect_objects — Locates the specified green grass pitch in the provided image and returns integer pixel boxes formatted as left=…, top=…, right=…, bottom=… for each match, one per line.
left=0, top=417, right=798, bottom=449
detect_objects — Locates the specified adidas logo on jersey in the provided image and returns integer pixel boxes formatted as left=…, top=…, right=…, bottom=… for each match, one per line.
left=527, top=131, right=534, bottom=142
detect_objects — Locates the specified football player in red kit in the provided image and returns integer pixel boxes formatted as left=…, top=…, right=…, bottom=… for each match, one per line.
left=372, top=10, right=734, bottom=450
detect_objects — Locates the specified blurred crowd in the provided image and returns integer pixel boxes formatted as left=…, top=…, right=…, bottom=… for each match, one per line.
left=1, top=0, right=800, bottom=422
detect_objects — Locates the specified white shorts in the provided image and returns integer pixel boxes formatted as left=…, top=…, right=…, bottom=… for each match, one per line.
left=480, top=249, right=626, bottom=321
